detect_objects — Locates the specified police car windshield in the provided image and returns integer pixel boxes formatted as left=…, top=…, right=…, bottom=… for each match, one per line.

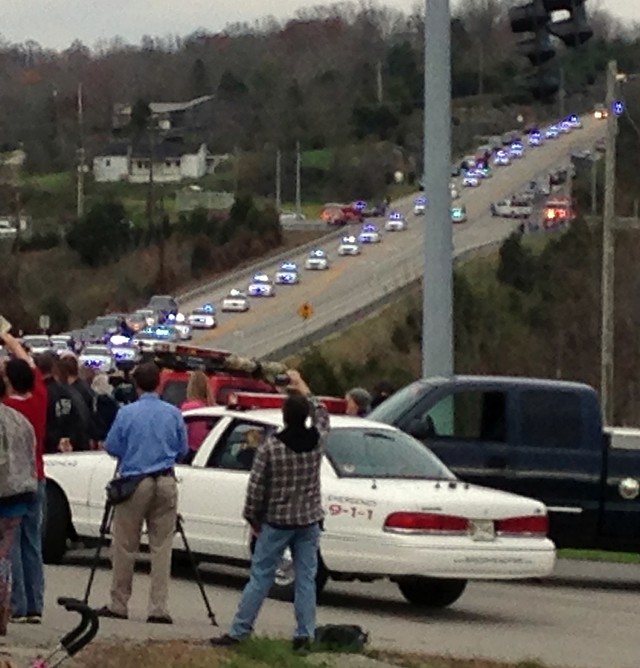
left=325, top=427, right=454, bottom=480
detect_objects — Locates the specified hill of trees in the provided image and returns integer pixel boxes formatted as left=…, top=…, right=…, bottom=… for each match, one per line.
left=0, top=0, right=637, bottom=176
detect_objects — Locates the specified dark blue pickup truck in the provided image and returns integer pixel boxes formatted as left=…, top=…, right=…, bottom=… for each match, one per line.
left=369, top=376, right=640, bottom=552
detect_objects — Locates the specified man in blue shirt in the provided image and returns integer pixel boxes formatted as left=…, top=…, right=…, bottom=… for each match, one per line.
left=96, top=362, right=188, bottom=624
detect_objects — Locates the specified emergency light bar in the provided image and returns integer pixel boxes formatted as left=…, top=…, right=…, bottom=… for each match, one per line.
left=230, top=392, right=347, bottom=415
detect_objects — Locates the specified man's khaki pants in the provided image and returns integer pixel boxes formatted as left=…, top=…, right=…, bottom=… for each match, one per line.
left=109, top=475, right=178, bottom=618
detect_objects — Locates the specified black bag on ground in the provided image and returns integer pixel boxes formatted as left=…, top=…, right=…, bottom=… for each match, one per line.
left=106, top=475, right=145, bottom=505
left=314, top=624, right=369, bottom=652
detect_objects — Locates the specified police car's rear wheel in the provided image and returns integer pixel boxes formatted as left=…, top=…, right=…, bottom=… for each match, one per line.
left=397, top=577, right=467, bottom=609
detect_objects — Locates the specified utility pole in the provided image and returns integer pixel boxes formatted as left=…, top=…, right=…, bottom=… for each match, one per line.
left=590, top=156, right=597, bottom=215
left=376, top=60, right=383, bottom=104
left=558, top=66, right=566, bottom=118
left=76, top=82, right=86, bottom=219
left=601, top=59, right=618, bottom=425
left=295, top=141, right=301, bottom=218
left=275, top=148, right=281, bottom=212
left=422, top=0, right=453, bottom=378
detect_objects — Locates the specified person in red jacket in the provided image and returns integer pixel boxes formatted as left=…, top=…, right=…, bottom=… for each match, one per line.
left=0, top=332, right=46, bottom=624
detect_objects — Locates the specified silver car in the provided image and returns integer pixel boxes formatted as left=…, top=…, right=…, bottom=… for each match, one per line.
left=221, top=290, right=250, bottom=312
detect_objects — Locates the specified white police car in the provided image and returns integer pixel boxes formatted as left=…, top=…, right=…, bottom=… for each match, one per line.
left=304, top=249, right=329, bottom=270
left=463, top=171, right=480, bottom=187
left=494, top=150, right=511, bottom=166
left=545, top=125, right=559, bottom=139
left=248, top=273, right=275, bottom=297
left=78, top=344, right=115, bottom=373
left=358, top=224, right=381, bottom=244
left=567, top=114, right=582, bottom=129
left=275, top=261, right=300, bottom=285
left=528, top=131, right=543, bottom=147
left=451, top=205, right=467, bottom=224
left=187, top=304, right=217, bottom=329
left=450, top=183, right=460, bottom=199
left=385, top=211, right=408, bottom=231
left=338, top=235, right=360, bottom=256
left=413, top=198, right=426, bottom=216
left=109, top=336, right=142, bottom=364
left=221, top=289, right=250, bottom=312
left=133, top=325, right=181, bottom=353
left=509, top=142, right=524, bottom=159
left=558, top=119, right=572, bottom=134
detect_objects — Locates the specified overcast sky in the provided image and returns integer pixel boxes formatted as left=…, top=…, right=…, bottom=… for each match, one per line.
left=0, top=0, right=636, bottom=51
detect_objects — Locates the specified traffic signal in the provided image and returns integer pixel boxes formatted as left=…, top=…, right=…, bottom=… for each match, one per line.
left=544, top=0, right=594, bottom=47
left=509, top=0, right=555, bottom=67
left=509, top=0, right=593, bottom=103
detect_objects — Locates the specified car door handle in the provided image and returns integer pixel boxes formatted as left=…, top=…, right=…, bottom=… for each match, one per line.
left=486, top=455, right=508, bottom=470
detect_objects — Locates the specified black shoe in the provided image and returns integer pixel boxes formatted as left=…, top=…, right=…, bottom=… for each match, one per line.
left=95, top=606, right=127, bottom=620
left=210, top=634, right=241, bottom=647
left=292, top=637, right=312, bottom=655
left=26, top=613, right=42, bottom=624
left=147, top=614, right=173, bottom=625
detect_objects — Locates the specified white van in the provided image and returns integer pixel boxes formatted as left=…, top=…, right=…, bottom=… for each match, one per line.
left=491, top=199, right=532, bottom=219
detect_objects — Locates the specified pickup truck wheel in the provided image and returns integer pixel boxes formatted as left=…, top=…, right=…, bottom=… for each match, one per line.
left=42, top=483, right=70, bottom=565
left=397, top=577, right=467, bottom=609
left=269, top=551, right=328, bottom=603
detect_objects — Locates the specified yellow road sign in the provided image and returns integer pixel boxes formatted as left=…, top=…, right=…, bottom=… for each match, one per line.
left=298, top=302, right=314, bottom=320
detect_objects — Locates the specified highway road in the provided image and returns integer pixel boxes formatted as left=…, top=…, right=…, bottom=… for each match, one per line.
left=7, top=557, right=640, bottom=668
left=178, top=117, right=605, bottom=359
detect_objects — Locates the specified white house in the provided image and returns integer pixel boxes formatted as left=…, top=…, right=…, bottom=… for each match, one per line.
left=92, top=141, right=208, bottom=184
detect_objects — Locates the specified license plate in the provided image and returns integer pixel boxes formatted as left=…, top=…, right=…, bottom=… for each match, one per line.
left=470, top=519, right=496, bottom=542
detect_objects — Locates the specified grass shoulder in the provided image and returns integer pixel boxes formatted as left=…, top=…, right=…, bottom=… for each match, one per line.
left=74, top=638, right=560, bottom=668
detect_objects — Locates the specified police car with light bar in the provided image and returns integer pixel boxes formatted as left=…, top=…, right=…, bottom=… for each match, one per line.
left=545, top=125, right=559, bottom=139
left=451, top=205, right=467, bottom=224
left=509, top=142, right=524, bottom=159
left=338, top=235, right=360, bottom=256
left=44, top=402, right=556, bottom=607
left=248, top=273, right=275, bottom=297
left=413, top=198, right=426, bottom=216
left=133, top=325, right=181, bottom=352
left=304, top=249, right=329, bottom=270
left=109, top=336, right=141, bottom=364
left=358, top=224, right=381, bottom=244
left=78, top=344, right=115, bottom=373
left=221, top=289, right=250, bottom=312
left=463, top=171, right=480, bottom=187
left=385, top=211, right=408, bottom=231
left=275, top=262, right=300, bottom=285
left=493, top=151, right=510, bottom=166
left=187, top=304, right=217, bottom=329
left=528, top=131, right=543, bottom=147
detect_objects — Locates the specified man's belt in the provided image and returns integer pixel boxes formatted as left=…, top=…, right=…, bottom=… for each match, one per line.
left=147, top=467, right=175, bottom=479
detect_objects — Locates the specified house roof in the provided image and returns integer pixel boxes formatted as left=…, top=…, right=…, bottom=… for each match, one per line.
left=149, top=94, right=215, bottom=115
left=96, top=139, right=205, bottom=160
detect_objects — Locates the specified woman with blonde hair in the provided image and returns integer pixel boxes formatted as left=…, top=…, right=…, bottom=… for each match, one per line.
left=180, top=370, right=215, bottom=462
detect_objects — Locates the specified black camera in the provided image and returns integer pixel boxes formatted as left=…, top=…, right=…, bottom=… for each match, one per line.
left=274, top=373, right=290, bottom=387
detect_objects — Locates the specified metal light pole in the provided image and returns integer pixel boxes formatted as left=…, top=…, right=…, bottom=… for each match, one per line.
left=601, top=59, right=618, bottom=425
left=295, top=141, right=302, bottom=218
left=275, top=148, right=281, bottom=212
left=422, top=0, right=453, bottom=378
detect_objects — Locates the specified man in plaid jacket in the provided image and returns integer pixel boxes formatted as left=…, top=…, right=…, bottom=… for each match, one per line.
left=211, top=370, right=330, bottom=653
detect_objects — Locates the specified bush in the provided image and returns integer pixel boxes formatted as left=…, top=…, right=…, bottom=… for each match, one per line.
left=17, top=231, right=61, bottom=252
left=66, top=199, right=132, bottom=266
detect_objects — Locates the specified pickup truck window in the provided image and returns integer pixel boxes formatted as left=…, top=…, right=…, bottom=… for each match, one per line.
left=207, top=420, right=271, bottom=471
left=415, top=391, right=507, bottom=442
left=520, top=390, right=582, bottom=449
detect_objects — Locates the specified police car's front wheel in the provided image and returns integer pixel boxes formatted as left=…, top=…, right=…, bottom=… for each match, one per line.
left=269, top=550, right=328, bottom=603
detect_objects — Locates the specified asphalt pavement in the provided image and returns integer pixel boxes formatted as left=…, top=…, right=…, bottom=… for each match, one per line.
left=3, top=556, right=639, bottom=668
left=179, top=118, right=605, bottom=359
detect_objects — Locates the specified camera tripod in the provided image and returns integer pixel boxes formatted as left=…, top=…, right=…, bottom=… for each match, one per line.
left=83, top=499, right=217, bottom=626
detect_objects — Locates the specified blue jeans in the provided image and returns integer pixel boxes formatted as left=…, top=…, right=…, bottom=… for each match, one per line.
left=11, top=481, right=45, bottom=617
left=230, top=522, right=321, bottom=640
